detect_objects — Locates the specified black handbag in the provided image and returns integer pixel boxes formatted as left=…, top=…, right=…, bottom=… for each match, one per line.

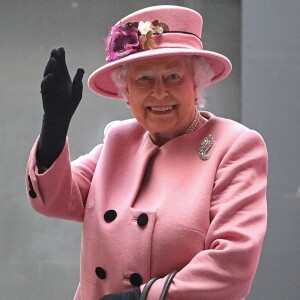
left=140, top=271, right=178, bottom=300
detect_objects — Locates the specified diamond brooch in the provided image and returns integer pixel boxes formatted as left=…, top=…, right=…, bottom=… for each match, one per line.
left=198, top=134, right=214, bottom=160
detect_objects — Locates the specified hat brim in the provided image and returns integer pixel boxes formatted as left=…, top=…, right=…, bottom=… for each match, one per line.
left=88, top=48, right=232, bottom=100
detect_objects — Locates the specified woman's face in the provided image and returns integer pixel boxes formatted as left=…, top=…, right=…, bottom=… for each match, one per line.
left=125, top=56, right=196, bottom=145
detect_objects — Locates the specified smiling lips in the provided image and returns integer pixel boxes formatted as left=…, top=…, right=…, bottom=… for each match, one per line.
left=149, top=105, right=175, bottom=112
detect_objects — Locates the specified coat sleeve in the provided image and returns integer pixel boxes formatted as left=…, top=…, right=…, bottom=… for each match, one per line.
left=144, top=130, right=268, bottom=300
left=25, top=137, right=102, bottom=222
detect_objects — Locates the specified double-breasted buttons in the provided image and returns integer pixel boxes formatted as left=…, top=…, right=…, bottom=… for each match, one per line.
left=104, top=210, right=117, bottom=223
left=29, top=189, right=37, bottom=198
left=27, top=176, right=37, bottom=198
left=130, top=273, right=143, bottom=287
left=95, top=267, right=107, bottom=279
left=137, top=213, right=148, bottom=227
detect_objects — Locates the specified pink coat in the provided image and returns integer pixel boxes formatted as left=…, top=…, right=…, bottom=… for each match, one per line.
left=26, top=111, right=268, bottom=300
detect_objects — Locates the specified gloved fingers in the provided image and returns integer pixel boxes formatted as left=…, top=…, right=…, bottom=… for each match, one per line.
left=50, top=48, right=60, bottom=58
left=72, top=68, right=85, bottom=103
left=72, top=68, right=85, bottom=90
left=73, top=68, right=85, bottom=83
left=41, top=73, right=55, bottom=94
left=56, top=47, right=70, bottom=77
left=43, top=57, right=56, bottom=78
left=48, top=47, right=70, bottom=80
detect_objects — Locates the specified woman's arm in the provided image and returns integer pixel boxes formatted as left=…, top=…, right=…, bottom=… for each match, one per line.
left=26, top=137, right=102, bottom=222
left=36, top=47, right=84, bottom=169
left=144, top=130, right=268, bottom=300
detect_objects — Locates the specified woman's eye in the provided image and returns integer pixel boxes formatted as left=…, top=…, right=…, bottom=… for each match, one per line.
left=137, top=75, right=152, bottom=82
left=167, top=73, right=181, bottom=81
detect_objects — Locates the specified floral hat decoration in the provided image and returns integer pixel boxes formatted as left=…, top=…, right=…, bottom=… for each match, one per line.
left=106, top=20, right=170, bottom=61
left=88, top=5, right=232, bottom=100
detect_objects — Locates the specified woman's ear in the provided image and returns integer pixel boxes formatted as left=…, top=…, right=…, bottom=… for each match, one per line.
left=125, top=84, right=130, bottom=96
left=124, top=86, right=130, bottom=107
left=125, top=87, right=130, bottom=107
left=123, top=82, right=130, bottom=102
left=193, top=84, right=198, bottom=105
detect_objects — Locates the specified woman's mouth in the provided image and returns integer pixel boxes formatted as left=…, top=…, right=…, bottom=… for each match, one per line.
left=148, top=105, right=175, bottom=113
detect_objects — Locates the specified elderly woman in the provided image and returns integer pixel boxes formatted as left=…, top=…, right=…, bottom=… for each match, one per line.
left=25, top=5, right=268, bottom=300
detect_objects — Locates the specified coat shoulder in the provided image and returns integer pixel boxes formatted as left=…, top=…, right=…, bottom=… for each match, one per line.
left=210, top=114, right=249, bottom=135
left=207, top=113, right=265, bottom=142
left=104, top=118, right=145, bottom=138
left=201, top=112, right=267, bottom=158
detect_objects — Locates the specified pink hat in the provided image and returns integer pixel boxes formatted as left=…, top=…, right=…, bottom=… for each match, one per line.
left=88, top=5, right=232, bottom=100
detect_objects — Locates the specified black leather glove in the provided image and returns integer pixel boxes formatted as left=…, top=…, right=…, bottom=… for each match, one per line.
left=100, top=288, right=141, bottom=300
left=36, top=47, right=84, bottom=168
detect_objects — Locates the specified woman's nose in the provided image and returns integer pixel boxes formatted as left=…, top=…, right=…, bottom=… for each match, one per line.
left=151, top=79, right=169, bottom=100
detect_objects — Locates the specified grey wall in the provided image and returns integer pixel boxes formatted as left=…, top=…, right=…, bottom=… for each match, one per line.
left=0, top=0, right=299, bottom=299
left=242, top=1, right=300, bottom=299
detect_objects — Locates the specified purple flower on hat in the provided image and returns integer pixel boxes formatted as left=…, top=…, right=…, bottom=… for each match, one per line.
left=105, top=20, right=169, bottom=62
left=105, top=23, right=141, bottom=61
